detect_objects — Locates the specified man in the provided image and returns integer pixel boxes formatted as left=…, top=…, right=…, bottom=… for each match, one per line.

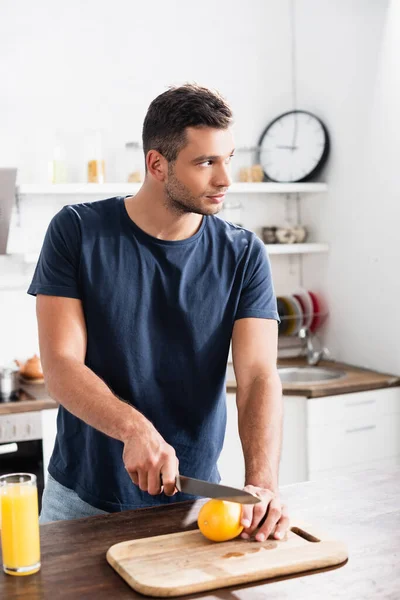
left=29, top=83, right=289, bottom=542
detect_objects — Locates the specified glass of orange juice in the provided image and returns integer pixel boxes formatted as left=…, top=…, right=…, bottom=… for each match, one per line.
left=0, top=473, right=41, bottom=576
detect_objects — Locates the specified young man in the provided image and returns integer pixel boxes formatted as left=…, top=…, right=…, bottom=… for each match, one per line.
left=29, top=84, right=289, bottom=542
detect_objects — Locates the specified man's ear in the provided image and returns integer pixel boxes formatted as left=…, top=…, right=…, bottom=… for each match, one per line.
left=146, top=150, right=168, bottom=182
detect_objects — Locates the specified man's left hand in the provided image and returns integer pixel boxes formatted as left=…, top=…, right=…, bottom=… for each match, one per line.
left=240, top=484, right=290, bottom=542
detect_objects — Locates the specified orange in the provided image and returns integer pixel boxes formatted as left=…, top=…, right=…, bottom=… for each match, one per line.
left=197, top=499, right=243, bottom=542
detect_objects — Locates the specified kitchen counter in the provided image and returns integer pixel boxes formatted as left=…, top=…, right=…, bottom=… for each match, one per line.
left=0, top=381, right=57, bottom=415
left=0, top=466, right=399, bottom=599
left=227, top=357, right=400, bottom=398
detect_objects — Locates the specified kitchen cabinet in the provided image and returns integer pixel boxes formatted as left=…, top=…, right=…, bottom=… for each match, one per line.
left=217, top=393, right=244, bottom=488
left=307, top=387, right=400, bottom=481
left=218, top=393, right=308, bottom=487
left=218, top=387, right=400, bottom=488
left=40, top=408, right=58, bottom=483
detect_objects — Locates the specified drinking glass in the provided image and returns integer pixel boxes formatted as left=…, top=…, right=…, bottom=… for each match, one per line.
left=0, top=473, right=41, bottom=576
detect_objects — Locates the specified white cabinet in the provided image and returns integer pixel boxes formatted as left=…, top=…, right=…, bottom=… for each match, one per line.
left=218, top=393, right=244, bottom=488
left=279, top=395, right=308, bottom=485
left=307, top=388, right=400, bottom=481
left=218, top=387, right=400, bottom=489
left=218, top=393, right=308, bottom=488
left=40, top=408, right=58, bottom=483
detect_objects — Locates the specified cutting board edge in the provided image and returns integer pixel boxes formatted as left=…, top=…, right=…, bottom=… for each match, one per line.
left=106, top=540, right=348, bottom=598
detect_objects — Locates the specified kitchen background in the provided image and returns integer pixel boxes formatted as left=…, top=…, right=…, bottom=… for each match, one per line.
left=1, top=0, right=399, bottom=373
left=0, top=0, right=400, bottom=493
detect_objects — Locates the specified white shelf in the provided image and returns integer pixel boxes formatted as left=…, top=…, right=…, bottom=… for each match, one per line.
left=228, top=182, right=327, bottom=193
left=266, top=243, right=329, bottom=255
left=18, top=183, right=139, bottom=196
left=18, top=182, right=328, bottom=196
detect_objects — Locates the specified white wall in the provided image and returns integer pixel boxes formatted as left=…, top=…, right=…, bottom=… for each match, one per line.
left=0, top=0, right=293, bottom=183
left=300, top=0, right=400, bottom=374
left=1, top=0, right=397, bottom=375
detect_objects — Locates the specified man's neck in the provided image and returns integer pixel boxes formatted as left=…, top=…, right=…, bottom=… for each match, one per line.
left=124, top=182, right=203, bottom=241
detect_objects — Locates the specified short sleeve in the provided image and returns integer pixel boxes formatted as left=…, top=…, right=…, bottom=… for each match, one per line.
left=235, top=235, right=280, bottom=322
left=27, top=206, right=81, bottom=299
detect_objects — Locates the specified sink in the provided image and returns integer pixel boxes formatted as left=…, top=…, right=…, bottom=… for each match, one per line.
left=278, top=366, right=347, bottom=385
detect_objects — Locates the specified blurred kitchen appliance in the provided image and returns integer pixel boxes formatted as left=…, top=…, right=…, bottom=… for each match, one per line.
left=0, top=168, right=17, bottom=254
left=0, top=366, right=20, bottom=401
left=0, top=412, right=45, bottom=510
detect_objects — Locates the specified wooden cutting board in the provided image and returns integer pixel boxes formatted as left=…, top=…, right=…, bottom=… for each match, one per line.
left=106, top=521, right=348, bottom=597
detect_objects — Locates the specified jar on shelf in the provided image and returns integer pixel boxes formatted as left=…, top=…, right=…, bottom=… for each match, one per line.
left=221, top=198, right=243, bottom=226
left=230, top=146, right=264, bottom=183
left=125, top=142, right=145, bottom=183
left=86, top=131, right=105, bottom=183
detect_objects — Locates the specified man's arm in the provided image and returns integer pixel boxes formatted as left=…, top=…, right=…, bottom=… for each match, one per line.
left=36, top=295, right=178, bottom=495
left=231, top=317, right=289, bottom=541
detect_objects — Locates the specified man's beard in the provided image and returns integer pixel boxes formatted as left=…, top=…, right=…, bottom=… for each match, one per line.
left=164, top=165, right=223, bottom=216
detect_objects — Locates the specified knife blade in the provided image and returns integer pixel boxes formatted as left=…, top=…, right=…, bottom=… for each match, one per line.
left=175, top=474, right=261, bottom=504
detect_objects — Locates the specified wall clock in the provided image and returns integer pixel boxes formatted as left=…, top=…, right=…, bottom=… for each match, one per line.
left=257, top=110, right=329, bottom=182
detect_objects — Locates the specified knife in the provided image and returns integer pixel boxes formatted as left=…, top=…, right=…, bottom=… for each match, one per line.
left=175, top=474, right=261, bottom=505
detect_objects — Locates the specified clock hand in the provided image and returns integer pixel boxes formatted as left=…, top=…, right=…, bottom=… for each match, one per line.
left=276, top=145, right=298, bottom=150
left=291, top=113, right=298, bottom=149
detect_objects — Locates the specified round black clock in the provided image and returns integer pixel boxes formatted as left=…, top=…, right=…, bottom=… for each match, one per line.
left=257, top=110, right=330, bottom=183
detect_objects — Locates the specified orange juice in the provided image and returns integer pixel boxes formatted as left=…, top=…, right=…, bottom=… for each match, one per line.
left=0, top=474, right=41, bottom=576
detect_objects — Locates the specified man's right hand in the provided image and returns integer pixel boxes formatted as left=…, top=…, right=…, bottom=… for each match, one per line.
left=122, top=416, right=179, bottom=496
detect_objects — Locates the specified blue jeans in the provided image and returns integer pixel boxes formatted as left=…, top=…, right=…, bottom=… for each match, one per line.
left=39, top=473, right=109, bottom=523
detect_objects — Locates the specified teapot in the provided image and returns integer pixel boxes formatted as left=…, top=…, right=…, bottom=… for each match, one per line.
left=15, top=354, right=44, bottom=380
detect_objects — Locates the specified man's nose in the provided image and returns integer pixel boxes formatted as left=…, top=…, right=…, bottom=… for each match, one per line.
left=213, top=164, right=232, bottom=189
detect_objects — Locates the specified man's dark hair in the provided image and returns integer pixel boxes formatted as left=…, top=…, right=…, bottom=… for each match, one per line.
left=142, top=83, right=233, bottom=164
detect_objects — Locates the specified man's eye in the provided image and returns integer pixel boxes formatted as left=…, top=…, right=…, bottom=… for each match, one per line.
left=199, top=160, right=213, bottom=167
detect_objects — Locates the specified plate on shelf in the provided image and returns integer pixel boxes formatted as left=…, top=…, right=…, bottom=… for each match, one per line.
left=294, top=290, right=313, bottom=329
left=308, top=291, right=324, bottom=333
left=292, top=293, right=307, bottom=330
left=277, top=298, right=290, bottom=335
left=285, top=294, right=303, bottom=335
left=277, top=296, right=297, bottom=336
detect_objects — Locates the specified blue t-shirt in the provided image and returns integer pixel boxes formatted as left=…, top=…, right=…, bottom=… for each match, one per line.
left=28, top=196, right=279, bottom=512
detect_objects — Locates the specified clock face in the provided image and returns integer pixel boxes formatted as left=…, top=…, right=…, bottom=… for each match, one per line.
left=258, top=111, right=329, bottom=182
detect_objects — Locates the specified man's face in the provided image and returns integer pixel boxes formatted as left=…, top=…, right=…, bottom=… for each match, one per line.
left=164, top=127, right=234, bottom=216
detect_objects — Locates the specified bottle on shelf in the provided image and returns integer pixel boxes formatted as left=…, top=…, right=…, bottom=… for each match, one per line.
left=86, top=130, right=105, bottom=183
left=48, top=134, right=67, bottom=184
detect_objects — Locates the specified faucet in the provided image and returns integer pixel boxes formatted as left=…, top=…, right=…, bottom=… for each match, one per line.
left=298, top=327, right=330, bottom=366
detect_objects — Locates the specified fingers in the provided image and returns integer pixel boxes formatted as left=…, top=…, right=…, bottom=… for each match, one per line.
left=137, top=470, right=148, bottom=493
left=240, top=502, right=268, bottom=539
left=131, top=458, right=178, bottom=496
left=147, top=469, right=162, bottom=496
left=240, top=503, right=254, bottom=532
left=161, top=456, right=179, bottom=496
left=256, top=497, right=282, bottom=542
left=240, top=485, right=274, bottom=540
left=273, top=503, right=290, bottom=540
left=240, top=485, right=290, bottom=543
left=123, top=428, right=179, bottom=496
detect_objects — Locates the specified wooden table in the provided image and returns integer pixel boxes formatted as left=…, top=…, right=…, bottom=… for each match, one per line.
left=1, top=467, right=399, bottom=599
